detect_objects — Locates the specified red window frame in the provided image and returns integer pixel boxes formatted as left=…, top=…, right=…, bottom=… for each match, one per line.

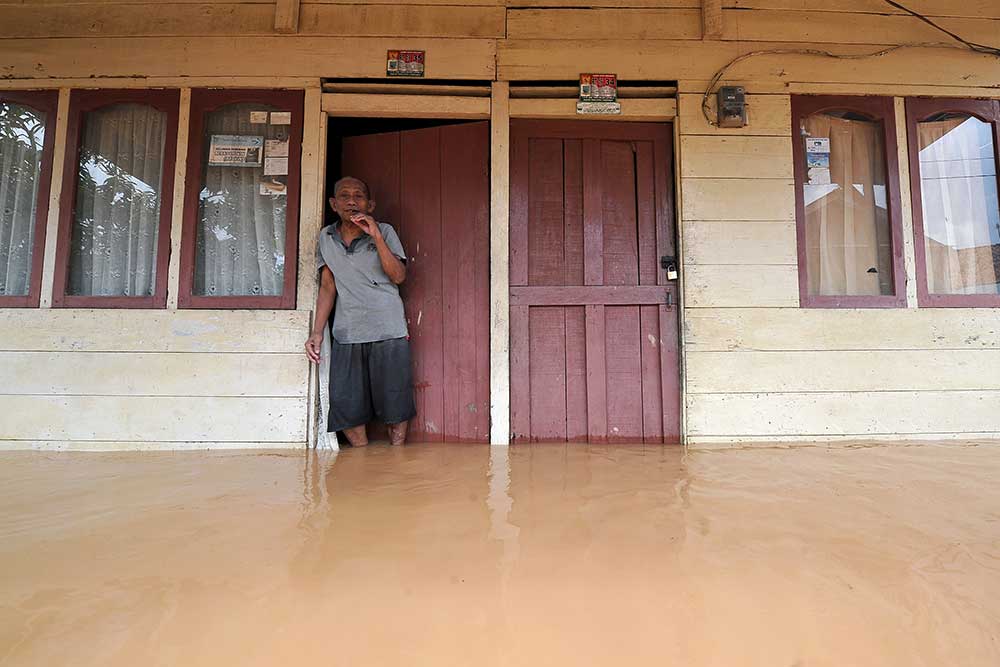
left=791, top=95, right=907, bottom=308
left=905, top=97, right=1000, bottom=308
left=178, top=89, right=304, bottom=309
left=51, top=89, right=180, bottom=308
left=0, top=90, right=59, bottom=308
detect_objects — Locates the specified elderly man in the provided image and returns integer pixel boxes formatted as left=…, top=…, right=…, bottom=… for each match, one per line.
left=305, top=176, right=415, bottom=447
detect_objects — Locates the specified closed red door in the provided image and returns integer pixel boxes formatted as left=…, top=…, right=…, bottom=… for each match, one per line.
left=509, top=120, right=680, bottom=443
left=340, top=121, right=490, bottom=442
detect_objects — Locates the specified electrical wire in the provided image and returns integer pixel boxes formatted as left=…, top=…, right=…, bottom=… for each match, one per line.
left=700, top=0, right=1000, bottom=126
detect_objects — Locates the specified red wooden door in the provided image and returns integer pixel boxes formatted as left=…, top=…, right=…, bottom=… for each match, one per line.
left=340, top=121, right=490, bottom=442
left=509, top=120, right=680, bottom=443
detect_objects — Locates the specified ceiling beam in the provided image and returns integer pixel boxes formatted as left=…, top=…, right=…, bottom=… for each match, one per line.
left=702, top=0, right=723, bottom=39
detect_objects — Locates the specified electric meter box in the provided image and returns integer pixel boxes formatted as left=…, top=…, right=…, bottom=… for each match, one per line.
left=717, top=86, right=747, bottom=128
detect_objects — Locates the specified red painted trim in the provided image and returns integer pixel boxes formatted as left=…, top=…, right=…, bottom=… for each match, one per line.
left=52, top=89, right=179, bottom=309
left=0, top=90, right=58, bottom=308
left=790, top=95, right=907, bottom=309
left=905, top=97, right=1000, bottom=308
left=179, top=89, right=304, bottom=310
left=510, top=285, right=668, bottom=306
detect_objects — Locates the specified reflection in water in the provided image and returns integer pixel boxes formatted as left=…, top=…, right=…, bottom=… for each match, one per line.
left=1, top=443, right=1000, bottom=665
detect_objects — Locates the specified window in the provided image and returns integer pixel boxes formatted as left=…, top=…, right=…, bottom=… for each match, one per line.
left=0, top=91, right=58, bottom=307
left=52, top=89, right=179, bottom=308
left=906, top=98, right=1000, bottom=307
left=792, top=95, right=906, bottom=308
left=179, top=89, right=303, bottom=309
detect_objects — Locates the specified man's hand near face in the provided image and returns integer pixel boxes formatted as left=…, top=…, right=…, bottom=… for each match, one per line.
left=349, top=212, right=381, bottom=239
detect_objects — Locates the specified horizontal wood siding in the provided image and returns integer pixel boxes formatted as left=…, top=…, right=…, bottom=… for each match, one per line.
left=0, top=311, right=310, bottom=447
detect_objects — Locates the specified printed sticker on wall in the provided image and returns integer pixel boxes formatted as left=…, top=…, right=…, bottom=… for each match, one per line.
left=208, top=135, right=264, bottom=167
left=265, top=139, right=289, bottom=158
left=386, top=50, right=425, bottom=77
left=270, top=111, right=292, bottom=125
left=579, top=74, right=618, bottom=102
left=249, top=111, right=269, bottom=124
left=264, top=157, right=289, bottom=176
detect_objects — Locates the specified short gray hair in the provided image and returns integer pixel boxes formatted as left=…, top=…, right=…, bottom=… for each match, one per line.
left=333, top=176, right=371, bottom=199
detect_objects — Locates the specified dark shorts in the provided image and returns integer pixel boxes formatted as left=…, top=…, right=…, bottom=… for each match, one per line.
left=328, top=336, right=417, bottom=432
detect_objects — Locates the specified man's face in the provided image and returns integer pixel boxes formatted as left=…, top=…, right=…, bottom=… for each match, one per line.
left=329, top=181, right=375, bottom=225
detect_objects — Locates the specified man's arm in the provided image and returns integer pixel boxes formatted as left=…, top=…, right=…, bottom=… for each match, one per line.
left=305, top=267, right=337, bottom=363
left=351, top=214, right=406, bottom=284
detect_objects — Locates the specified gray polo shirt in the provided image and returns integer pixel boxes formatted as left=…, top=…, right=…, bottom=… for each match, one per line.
left=316, top=221, right=409, bottom=344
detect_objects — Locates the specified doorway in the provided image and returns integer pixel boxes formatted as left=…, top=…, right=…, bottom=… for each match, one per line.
left=508, top=120, right=680, bottom=443
left=326, top=118, right=491, bottom=442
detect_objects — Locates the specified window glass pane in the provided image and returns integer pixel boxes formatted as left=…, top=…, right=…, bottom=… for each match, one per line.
left=0, top=102, right=46, bottom=297
left=194, top=103, right=290, bottom=297
left=800, top=111, right=894, bottom=296
left=917, top=114, right=1000, bottom=295
left=68, top=103, right=167, bottom=297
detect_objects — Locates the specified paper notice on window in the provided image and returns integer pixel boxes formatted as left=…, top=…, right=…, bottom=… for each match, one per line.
left=265, top=139, right=289, bottom=158
left=264, top=157, right=288, bottom=176
left=807, top=152, right=830, bottom=168
left=808, top=167, right=831, bottom=185
left=805, top=137, right=830, bottom=153
left=208, top=135, right=263, bottom=167
left=249, top=111, right=269, bottom=124
left=260, top=180, right=287, bottom=196
left=270, top=111, right=292, bottom=125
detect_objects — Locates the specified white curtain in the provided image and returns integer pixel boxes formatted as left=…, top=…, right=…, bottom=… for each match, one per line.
left=68, top=103, right=166, bottom=297
left=802, top=114, right=892, bottom=296
left=917, top=117, right=1000, bottom=295
left=0, top=103, right=46, bottom=297
left=194, top=103, right=286, bottom=297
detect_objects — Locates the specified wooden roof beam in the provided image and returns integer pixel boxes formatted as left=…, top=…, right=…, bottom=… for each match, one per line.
left=275, top=0, right=300, bottom=34
left=702, top=0, right=723, bottom=39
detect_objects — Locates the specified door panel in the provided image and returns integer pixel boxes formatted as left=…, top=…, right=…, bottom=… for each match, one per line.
left=510, top=120, right=680, bottom=444
left=340, top=121, right=490, bottom=442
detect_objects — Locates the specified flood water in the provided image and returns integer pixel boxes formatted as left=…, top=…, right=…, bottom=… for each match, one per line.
left=1, top=442, right=999, bottom=666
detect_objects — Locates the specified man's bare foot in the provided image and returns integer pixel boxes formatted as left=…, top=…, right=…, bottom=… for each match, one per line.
left=343, top=425, right=369, bottom=447
left=388, top=421, right=409, bottom=446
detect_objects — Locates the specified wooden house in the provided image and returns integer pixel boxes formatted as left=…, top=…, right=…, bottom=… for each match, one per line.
left=1, top=0, right=999, bottom=448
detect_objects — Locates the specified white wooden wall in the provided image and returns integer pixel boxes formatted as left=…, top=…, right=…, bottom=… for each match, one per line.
left=1, top=0, right=999, bottom=447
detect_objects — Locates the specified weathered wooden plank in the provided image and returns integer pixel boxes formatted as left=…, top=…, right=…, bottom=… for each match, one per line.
left=509, top=98, right=677, bottom=121
left=0, top=310, right=310, bottom=353
left=510, top=286, right=669, bottom=306
left=0, top=352, right=308, bottom=397
left=490, top=81, right=511, bottom=445
left=684, top=307, right=1000, bottom=352
left=0, top=37, right=497, bottom=79
left=0, top=440, right=304, bottom=451
left=507, top=8, right=701, bottom=40
left=687, top=350, right=1000, bottom=393
left=681, top=179, right=795, bottom=221
left=678, top=93, right=791, bottom=136
left=682, top=221, right=797, bottom=265
left=584, top=304, right=608, bottom=441
left=0, top=4, right=505, bottom=38
left=683, top=264, right=799, bottom=307
left=687, top=390, right=1000, bottom=436
left=728, top=9, right=1000, bottom=49
left=680, top=135, right=793, bottom=178
left=724, top=0, right=1000, bottom=20
left=1, top=396, right=308, bottom=442
left=323, top=93, right=490, bottom=119
left=498, top=40, right=1000, bottom=89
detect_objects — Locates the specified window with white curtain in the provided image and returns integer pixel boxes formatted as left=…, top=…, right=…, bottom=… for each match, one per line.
left=0, top=93, right=55, bottom=306
left=907, top=98, right=1000, bottom=306
left=180, top=89, right=302, bottom=309
left=67, top=103, right=168, bottom=297
left=791, top=95, right=906, bottom=308
left=54, top=89, right=178, bottom=308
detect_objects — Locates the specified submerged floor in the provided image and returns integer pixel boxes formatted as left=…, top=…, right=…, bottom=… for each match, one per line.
left=2, top=443, right=999, bottom=666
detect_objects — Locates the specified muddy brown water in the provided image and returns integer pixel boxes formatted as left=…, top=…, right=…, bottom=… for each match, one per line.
left=1, top=443, right=999, bottom=666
